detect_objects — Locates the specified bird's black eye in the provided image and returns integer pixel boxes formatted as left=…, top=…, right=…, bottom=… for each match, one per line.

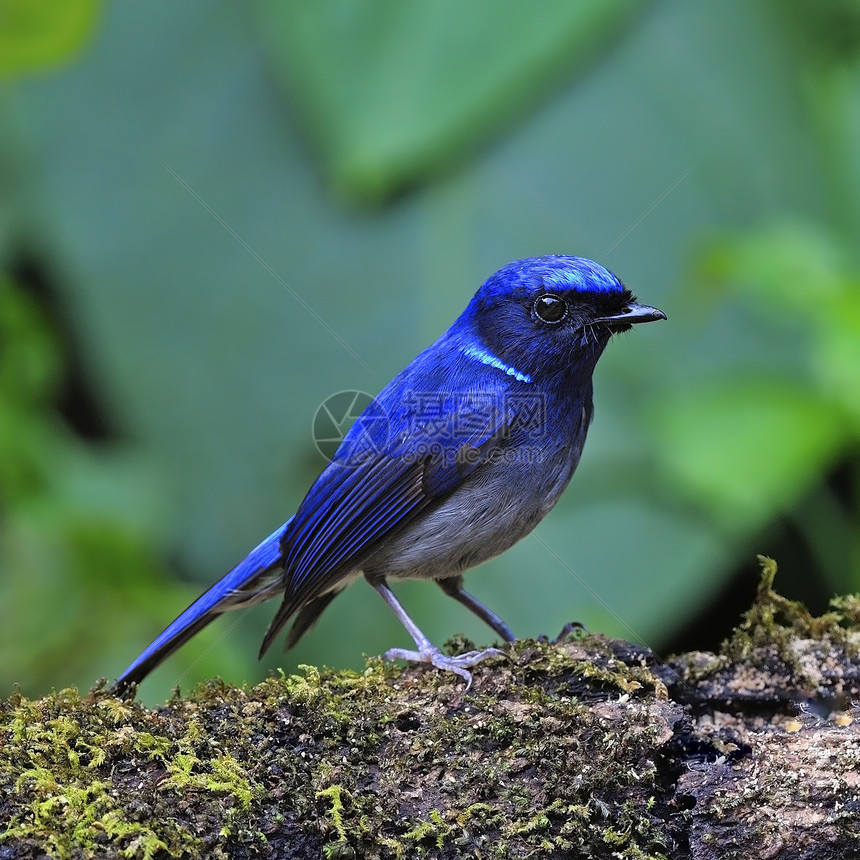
left=533, top=293, right=568, bottom=325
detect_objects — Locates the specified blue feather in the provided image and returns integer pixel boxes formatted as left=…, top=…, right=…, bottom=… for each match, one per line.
left=115, top=519, right=291, bottom=686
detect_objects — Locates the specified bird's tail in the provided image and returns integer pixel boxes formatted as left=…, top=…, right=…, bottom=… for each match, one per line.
left=112, top=518, right=292, bottom=693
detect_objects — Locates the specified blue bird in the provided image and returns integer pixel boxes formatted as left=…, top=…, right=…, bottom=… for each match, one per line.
left=114, top=255, right=665, bottom=692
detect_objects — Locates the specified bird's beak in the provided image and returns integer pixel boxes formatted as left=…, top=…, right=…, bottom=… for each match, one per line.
left=595, top=303, right=667, bottom=328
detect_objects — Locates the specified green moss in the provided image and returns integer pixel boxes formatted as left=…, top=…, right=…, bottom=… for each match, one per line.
left=7, top=570, right=854, bottom=858
left=732, top=555, right=860, bottom=649
left=402, top=809, right=451, bottom=850
left=1, top=690, right=199, bottom=858
left=160, top=751, right=259, bottom=814
left=316, top=784, right=353, bottom=853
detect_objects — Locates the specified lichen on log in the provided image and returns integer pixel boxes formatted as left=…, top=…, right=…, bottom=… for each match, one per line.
left=1, top=557, right=859, bottom=859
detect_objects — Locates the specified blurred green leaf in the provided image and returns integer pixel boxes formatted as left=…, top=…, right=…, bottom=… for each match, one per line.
left=3, top=0, right=860, bottom=698
left=3, top=498, right=250, bottom=699
left=254, top=0, right=641, bottom=202
left=803, top=57, right=860, bottom=234
left=697, top=220, right=848, bottom=314
left=812, top=290, right=860, bottom=425
left=653, top=378, right=848, bottom=531
left=694, top=220, right=860, bottom=427
left=0, top=0, right=102, bottom=78
left=520, top=498, right=730, bottom=646
left=0, top=273, right=60, bottom=406
left=0, top=274, right=247, bottom=700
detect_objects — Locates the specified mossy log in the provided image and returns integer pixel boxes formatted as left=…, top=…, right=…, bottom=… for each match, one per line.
left=2, top=558, right=860, bottom=860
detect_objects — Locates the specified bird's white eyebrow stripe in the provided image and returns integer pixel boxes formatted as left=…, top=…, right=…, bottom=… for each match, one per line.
left=462, top=343, right=532, bottom=383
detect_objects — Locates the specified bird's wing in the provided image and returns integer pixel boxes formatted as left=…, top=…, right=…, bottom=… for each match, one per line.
left=259, top=388, right=520, bottom=654
left=113, top=518, right=292, bottom=691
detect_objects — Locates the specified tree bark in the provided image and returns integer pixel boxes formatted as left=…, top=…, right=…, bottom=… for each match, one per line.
left=2, top=558, right=859, bottom=859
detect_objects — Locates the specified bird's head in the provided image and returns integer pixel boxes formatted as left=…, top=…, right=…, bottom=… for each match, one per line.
left=461, top=255, right=665, bottom=384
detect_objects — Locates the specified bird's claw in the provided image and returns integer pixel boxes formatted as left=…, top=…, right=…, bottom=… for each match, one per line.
left=552, top=621, right=588, bottom=644
left=383, top=645, right=508, bottom=690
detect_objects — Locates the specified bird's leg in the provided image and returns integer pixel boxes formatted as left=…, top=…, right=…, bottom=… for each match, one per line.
left=370, top=577, right=507, bottom=689
left=436, top=575, right=515, bottom=642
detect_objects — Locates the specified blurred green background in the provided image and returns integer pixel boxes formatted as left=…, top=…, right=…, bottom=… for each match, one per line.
left=1, top=1, right=859, bottom=705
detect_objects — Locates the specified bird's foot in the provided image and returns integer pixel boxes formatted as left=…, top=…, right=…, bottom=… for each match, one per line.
left=553, top=621, right=588, bottom=644
left=383, top=645, right=508, bottom=690
left=537, top=621, right=588, bottom=644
